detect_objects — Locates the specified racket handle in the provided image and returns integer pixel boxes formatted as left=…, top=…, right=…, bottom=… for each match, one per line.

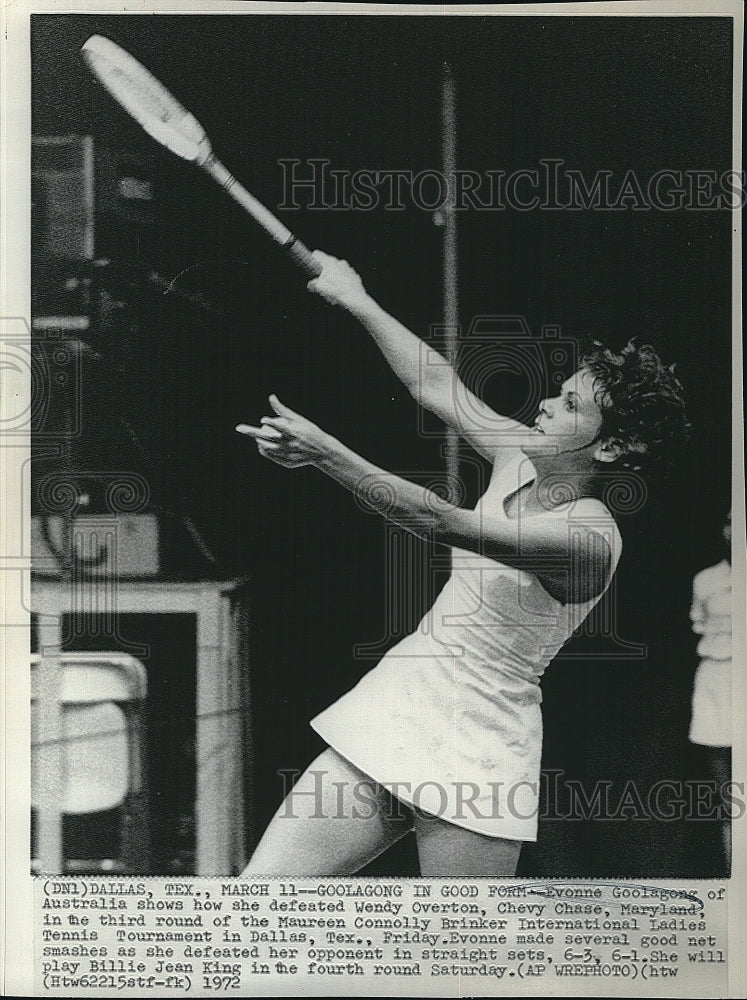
left=282, top=237, right=322, bottom=279
left=202, top=155, right=321, bottom=278
left=202, top=154, right=293, bottom=243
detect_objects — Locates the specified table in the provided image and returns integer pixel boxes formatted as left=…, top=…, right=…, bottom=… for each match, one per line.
left=31, top=576, right=251, bottom=876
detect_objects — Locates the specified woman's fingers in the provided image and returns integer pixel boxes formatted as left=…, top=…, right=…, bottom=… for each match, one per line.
left=269, top=394, right=295, bottom=417
left=259, top=417, right=284, bottom=434
left=236, top=409, right=304, bottom=468
left=235, top=423, right=264, bottom=438
left=236, top=422, right=282, bottom=441
left=310, top=249, right=338, bottom=266
left=236, top=424, right=283, bottom=461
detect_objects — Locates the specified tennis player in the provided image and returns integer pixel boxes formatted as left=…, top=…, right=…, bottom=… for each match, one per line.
left=237, top=251, right=688, bottom=876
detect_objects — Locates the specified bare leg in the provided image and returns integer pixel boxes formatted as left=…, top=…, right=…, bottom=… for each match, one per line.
left=242, top=748, right=413, bottom=876
left=414, top=809, right=523, bottom=876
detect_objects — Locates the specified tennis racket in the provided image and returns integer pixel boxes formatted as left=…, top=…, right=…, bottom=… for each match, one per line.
left=81, top=34, right=321, bottom=278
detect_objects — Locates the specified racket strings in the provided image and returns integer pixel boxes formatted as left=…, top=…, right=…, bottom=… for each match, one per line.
left=84, top=37, right=206, bottom=162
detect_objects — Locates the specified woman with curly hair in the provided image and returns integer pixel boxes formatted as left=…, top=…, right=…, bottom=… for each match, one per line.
left=237, top=250, right=689, bottom=876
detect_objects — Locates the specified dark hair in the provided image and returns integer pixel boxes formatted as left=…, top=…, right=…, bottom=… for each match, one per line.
left=580, top=339, right=689, bottom=475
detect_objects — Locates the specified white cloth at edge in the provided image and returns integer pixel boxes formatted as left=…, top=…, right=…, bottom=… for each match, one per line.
left=689, top=559, right=732, bottom=747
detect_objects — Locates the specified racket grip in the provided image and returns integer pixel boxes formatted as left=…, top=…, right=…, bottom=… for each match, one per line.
left=282, top=237, right=322, bottom=279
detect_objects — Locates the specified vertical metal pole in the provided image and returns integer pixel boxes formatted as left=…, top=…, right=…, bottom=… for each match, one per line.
left=82, top=135, right=95, bottom=260
left=441, top=63, right=460, bottom=495
left=36, top=623, right=64, bottom=873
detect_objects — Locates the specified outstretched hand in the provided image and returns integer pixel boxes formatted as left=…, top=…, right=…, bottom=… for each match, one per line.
left=236, top=395, right=332, bottom=469
left=306, top=250, right=368, bottom=310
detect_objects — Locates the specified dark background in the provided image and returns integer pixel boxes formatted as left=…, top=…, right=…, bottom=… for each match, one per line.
left=31, top=14, right=734, bottom=876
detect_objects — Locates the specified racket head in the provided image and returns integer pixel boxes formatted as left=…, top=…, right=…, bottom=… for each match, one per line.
left=82, top=35, right=211, bottom=163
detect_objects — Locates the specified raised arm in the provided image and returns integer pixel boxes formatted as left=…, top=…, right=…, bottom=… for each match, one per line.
left=237, top=396, right=612, bottom=604
left=307, top=251, right=530, bottom=465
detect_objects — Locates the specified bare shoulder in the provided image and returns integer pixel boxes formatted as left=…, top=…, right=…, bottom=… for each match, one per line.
left=567, top=496, right=619, bottom=525
left=567, top=497, right=622, bottom=554
left=545, top=497, right=623, bottom=588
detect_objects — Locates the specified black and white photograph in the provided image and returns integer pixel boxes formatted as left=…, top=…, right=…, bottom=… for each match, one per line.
left=1, top=1, right=745, bottom=994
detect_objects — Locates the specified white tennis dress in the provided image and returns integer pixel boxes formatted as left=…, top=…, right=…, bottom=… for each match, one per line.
left=311, top=453, right=622, bottom=841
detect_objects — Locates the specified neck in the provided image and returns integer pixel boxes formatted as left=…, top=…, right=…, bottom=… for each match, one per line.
left=524, top=453, right=601, bottom=510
